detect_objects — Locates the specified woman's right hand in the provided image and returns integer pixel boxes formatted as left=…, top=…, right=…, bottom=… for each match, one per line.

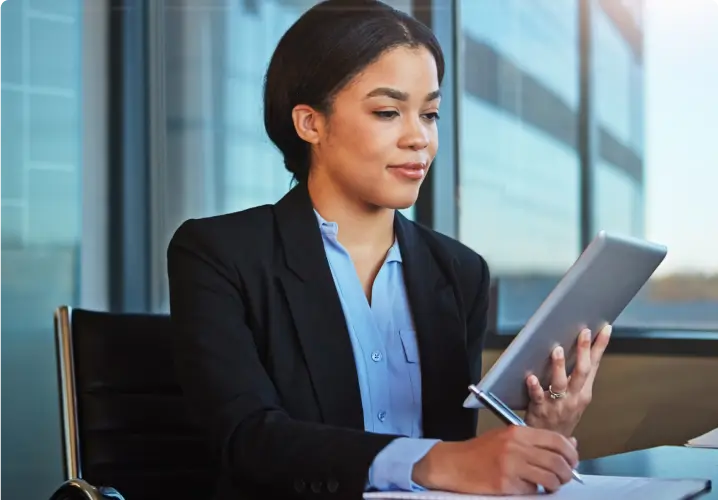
left=412, top=426, right=579, bottom=495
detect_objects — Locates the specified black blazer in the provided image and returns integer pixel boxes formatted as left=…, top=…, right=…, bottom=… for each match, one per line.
left=167, top=183, right=491, bottom=500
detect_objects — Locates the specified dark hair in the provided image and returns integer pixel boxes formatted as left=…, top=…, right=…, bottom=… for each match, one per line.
left=263, top=0, right=445, bottom=183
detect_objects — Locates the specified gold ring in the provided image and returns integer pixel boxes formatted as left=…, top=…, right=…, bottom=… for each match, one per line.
left=548, top=385, right=567, bottom=400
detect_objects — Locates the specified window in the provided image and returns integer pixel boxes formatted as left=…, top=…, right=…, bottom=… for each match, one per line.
left=594, top=5, right=635, bottom=149
left=458, top=0, right=581, bottom=330
left=592, top=0, right=718, bottom=330
left=592, top=2, right=644, bottom=243
left=152, top=0, right=413, bottom=311
left=1, top=0, right=82, bottom=497
left=458, top=0, right=718, bottom=333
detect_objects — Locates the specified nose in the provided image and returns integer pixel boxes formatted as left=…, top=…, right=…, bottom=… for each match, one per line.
left=400, top=117, right=430, bottom=151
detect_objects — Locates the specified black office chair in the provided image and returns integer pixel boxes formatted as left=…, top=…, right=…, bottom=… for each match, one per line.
left=49, top=306, right=216, bottom=500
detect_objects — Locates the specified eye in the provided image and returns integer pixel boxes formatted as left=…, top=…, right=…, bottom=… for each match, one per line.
left=423, top=112, right=440, bottom=121
left=374, top=110, right=399, bottom=119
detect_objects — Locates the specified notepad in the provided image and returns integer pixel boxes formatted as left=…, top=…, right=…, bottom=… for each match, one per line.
left=687, top=427, right=718, bottom=448
left=363, top=474, right=711, bottom=500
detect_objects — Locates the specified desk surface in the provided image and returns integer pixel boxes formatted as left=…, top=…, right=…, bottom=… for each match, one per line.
left=579, top=446, right=717, bottom=498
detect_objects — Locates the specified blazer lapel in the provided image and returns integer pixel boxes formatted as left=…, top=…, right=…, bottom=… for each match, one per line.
left=395, top=214, right=475, bottom=441
left=273, top=184, right=364, bottom=430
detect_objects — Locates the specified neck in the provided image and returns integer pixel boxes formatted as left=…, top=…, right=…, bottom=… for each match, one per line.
left=306, top=171, right=395, bottom=251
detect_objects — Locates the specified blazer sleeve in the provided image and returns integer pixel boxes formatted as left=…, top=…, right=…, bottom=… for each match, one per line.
left=167, top=219, right=397, bottom=498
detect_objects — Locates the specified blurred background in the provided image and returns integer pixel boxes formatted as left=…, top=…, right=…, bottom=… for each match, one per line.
left=2, top=0, right=717, bottom=497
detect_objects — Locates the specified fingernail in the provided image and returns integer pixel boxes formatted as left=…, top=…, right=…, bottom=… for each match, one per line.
left=570, top=437, right=578, bottom=447
left=553, top=346, right=564, bottom=359
left=530, top=375, right=539, bottom=386
left=581, top=329, right=591, bottom=342
left=604, top=325, right=613, bottom=337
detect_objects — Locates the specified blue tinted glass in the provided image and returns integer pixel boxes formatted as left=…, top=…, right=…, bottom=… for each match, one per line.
left=1, top=89, right=24, bottom=198
left=459, top=0, right=580, bottom=329
left=29, top=17, right=79, bottom=89
left=1, top=0, right=82, bottom=498
left=593, top=7, right=633, bottom=146
left=593, top=160, right=642, bottom=237
left=462, top=0, right=579, bottom=109
left=1, top=0, right=23, bottom=85
left=592, top=0, right=718, bottom=329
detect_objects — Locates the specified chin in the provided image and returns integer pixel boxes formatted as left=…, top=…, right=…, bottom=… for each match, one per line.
left=378, top=188, right=420, bottom=210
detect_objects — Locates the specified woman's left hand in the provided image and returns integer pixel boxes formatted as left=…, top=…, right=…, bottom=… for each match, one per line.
left=525, top=325, right=612, bottom=437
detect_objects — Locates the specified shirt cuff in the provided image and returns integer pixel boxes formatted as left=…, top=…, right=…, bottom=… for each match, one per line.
left=367, top=437, right=441, bottom=491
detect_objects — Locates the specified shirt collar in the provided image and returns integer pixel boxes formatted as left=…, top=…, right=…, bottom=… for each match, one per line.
left=313, top=209, right=402, bottom=263
left=313, top=209, right=339, bottom=237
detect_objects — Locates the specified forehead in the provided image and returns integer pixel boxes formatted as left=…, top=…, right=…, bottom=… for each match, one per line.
left=344, top=45, right=439, bottom=95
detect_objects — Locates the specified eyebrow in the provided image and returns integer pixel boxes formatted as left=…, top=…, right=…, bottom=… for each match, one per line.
left=365, top=87, right=441, bottom=102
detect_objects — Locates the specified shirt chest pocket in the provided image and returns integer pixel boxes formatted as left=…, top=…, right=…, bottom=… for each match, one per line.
left=398, top=329, right=423, bottom=426
left=399, top=329, right=420, bottom=363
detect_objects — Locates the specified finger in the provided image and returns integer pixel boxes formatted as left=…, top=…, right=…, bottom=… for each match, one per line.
left=549, top=346, right=569, bottom=393
left=568, top=329, right=592, bottom=393
left=526, top=374, right=545, bottom=405
left=503, top=478, right=538, bottom=496
left=519, top=462, right=565, bottom=493
left=526, top=449, right=573, bottom=488
left=580, top=325, right=612, bottom=392
left=582, top=366, right=599, bottom=395
left=525, top=428, right=579, bottom=467
left=590, top=324, right=612, bottom=366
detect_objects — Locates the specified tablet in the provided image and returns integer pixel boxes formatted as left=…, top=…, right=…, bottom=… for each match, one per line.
left=463, top=230, right=667, bottom=410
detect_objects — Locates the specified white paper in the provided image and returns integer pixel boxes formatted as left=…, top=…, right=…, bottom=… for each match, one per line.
left=363, top=474, right=710, bottom=500
left=686, top=427, right=718, bottom=448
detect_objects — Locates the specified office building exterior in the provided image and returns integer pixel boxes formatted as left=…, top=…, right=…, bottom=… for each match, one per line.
left=459, top=0, right=646, bottom=326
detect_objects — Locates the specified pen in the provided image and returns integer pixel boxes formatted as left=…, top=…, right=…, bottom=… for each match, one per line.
left=468, top=384, right=584, bottom=485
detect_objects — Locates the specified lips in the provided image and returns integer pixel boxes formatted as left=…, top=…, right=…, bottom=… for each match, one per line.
left=388, top=162, right=427, bottom=171
left=388, top=162, right=427, bottom=180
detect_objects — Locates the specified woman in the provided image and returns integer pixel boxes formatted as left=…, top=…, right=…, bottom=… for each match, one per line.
left=167, top=1, right=612, bottom=498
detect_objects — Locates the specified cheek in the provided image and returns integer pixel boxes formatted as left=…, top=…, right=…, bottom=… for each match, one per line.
left=429, top=127, right=439, bottom=154
left=333, top=117, right=394, bottom=161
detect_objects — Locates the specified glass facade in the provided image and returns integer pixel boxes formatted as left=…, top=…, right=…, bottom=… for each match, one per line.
left=594, top=160, right=644, bottom=237
left=154, top=0, right=413, bottom=310
left=459, top=0, right=581, bottom=328
left=456, top=0, right=717, bottom=330
left=594, top=5, right=636, bottom=150
left=590, top=0, right=718, bottom=329
left=1, top=0, right=82, bottom=497
left=592, top=2, right=645, bottom=241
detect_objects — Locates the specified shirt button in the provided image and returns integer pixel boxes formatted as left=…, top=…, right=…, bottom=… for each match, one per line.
left=371, top=351, right=383, bottom=362
left=377, top=410, right=387, bottom=422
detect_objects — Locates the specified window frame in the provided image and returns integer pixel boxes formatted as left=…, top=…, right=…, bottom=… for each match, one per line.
left=108, top=0, right=152, bottom=312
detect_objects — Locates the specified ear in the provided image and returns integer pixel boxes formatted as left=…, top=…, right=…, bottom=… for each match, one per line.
left=291, top=104, right=326, bottom=145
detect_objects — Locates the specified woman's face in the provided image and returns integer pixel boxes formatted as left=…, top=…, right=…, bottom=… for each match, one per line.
left=297, top=45, right=441, bottom=210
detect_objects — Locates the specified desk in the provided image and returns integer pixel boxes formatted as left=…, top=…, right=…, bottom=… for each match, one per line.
left=579, top=446, right=717, bottom=498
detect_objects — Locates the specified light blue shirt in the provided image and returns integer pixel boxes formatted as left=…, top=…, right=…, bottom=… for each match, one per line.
left=315, top=211, right=440, bottom=491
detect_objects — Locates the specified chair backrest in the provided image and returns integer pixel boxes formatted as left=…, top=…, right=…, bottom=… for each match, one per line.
left=54, top=306, right=216, bottom=500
